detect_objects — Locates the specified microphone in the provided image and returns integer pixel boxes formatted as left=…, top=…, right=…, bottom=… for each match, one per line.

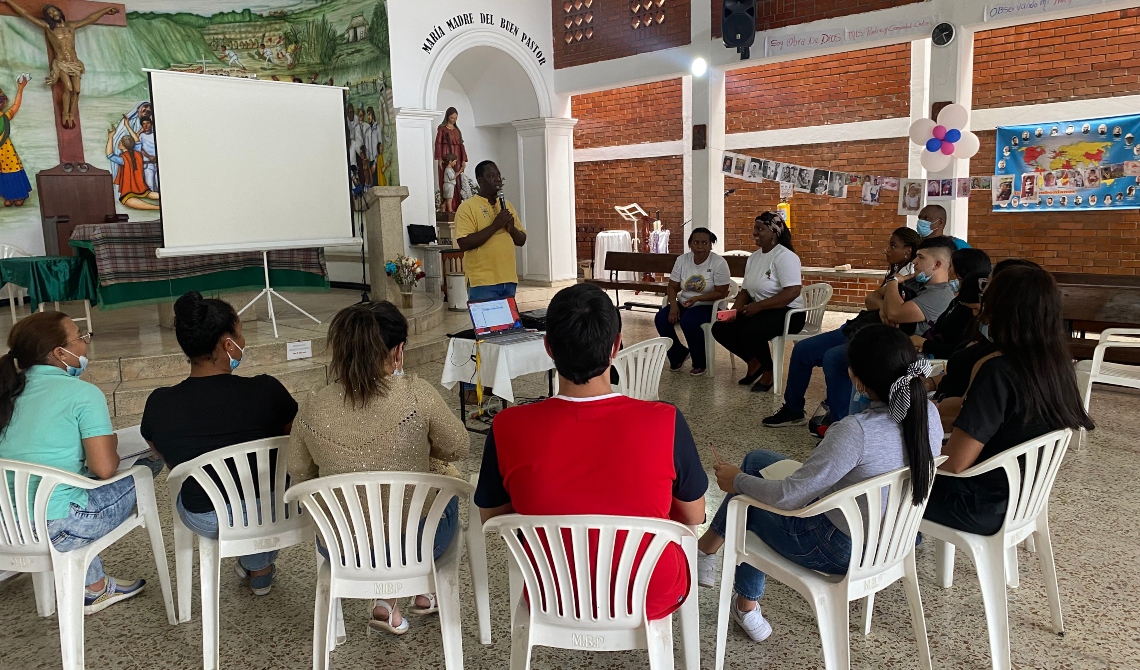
left=497, top=189, right=506, bottom=211
left=724, top=189, right=736, bottom=197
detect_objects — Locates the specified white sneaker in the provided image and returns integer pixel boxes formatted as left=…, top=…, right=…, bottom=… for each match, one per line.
left=731, top=599, right=773, bottom=642
left=697, top=551, right=717, bottom=588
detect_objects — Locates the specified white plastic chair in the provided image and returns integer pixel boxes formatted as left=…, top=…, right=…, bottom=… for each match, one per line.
left=465, top=473, right=494, bottom=645
left=0, top=460, right=177, bottom=670
left=166, top=437, right=310, bottom=670
left=612, top=336, right=671, bottom=401
left=0, top=244, right=30, bottom=325
left=770, top=283, right=833, bottom=395
left=659, top=278, right=738, bottom=377
left=1074, top=328, right=1140, bottom=451
left=918, top=429, right=1072, bottom=670
left=714, top=457, right=947, bottom=670
left=285, top=471, right=474, bottom=670
left=483, top=514, right=699, bottom=670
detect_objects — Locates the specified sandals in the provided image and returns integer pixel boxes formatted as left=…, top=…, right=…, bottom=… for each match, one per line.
left=368, top=598, right=408, bottom=635
left=409, top=593, right=438, bottom=615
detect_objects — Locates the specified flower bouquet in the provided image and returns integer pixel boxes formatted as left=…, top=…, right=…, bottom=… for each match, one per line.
left=385, top=255, right=425, bottom=308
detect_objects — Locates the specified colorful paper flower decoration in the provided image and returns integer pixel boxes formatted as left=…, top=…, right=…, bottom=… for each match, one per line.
left=908, top=103, right=981, bottom=173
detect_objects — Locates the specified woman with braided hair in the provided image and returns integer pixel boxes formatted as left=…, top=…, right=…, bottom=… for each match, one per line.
left=693, top=324, right=942, bottom=643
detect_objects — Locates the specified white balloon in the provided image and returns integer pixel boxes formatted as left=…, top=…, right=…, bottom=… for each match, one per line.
left=920, top=150, right=954, bottom=173
left=952, top=130, right=981, bottom=159
left=936, top=103, right=970, bottom=131
left=909, top=118, right=937, bottom=146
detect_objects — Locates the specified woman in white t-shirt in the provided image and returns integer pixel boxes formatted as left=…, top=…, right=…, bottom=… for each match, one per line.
left=655, top=227, right=731, bottom=376
left=711, top=212, right=804, bottom=392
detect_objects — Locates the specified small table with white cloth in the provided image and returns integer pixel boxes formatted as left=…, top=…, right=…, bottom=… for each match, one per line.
left=594, top=230, right=636, bottom=281
left=440, top=336, right=556, bottom=432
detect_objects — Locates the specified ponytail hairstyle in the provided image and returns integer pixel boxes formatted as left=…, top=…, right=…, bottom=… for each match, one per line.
left=0, top=311, right=69, bottom=434
left=757, top=211, right=794, bottom=251
left=847, top=325, right=934, bottom=505
left=327, top=301, right=408, bottom=408
left=173, top=291, right=239, bottom=361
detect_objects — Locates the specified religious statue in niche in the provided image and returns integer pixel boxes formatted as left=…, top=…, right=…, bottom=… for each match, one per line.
left=434, top=107, right=467, bottom=213
left=0, top=74, right=33, bottom=207
left=0, top=0, right=120, bottom=129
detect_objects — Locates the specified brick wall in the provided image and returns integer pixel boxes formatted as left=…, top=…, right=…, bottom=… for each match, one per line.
left=967, top=132, right=1140, bottom=275
left=802, top=271, right=882, bottom=309
left=723, top=138, right=910, bottom=269
left=973, top=9, right=1140, bottom=109
left=553, top=0, right=690, bottom=69
left=575, top=157, right=686, bottom=261
left=572, top=79, right=683, bottom=149
left=725, top=44, right=910, bottom=133
left=712, top=0, right=921, bottom=37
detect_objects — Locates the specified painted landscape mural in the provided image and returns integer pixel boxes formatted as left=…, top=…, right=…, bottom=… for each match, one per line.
left=0, top=0, right=396, bottom=253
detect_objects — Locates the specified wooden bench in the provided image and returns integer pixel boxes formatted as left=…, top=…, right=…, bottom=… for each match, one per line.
left=1056, top=273, right=1140, bottom=364
left=585, top=252, right=750, bottom=310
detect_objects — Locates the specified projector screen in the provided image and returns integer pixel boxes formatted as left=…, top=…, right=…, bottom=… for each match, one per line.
left=147, top=70, right=359, bottom=257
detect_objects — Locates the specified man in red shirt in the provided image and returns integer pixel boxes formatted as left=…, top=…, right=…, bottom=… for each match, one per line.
left=475, top=283, right=708, bottom=620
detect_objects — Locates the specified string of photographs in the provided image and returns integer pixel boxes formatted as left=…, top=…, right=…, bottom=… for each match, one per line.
left=721, top=151, right=987, bottom=217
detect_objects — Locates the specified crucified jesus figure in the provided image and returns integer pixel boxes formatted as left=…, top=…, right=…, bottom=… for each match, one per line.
left=1, top=0, right=119, bottom=128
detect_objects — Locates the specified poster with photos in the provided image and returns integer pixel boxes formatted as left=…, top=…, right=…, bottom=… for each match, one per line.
left=994, top=113, right=1140, bottom=211
left=746, top=157, right=764, bottom=181
left=721, top=152, right=736, bottom=175
left=898, top=179, right=925, bottom=216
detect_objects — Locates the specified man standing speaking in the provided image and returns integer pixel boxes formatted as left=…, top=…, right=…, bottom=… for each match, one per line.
left=455, top=161, right=526, bottom=301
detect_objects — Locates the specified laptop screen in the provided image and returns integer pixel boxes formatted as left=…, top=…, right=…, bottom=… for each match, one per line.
left=469, top=297, right=523, bottom=336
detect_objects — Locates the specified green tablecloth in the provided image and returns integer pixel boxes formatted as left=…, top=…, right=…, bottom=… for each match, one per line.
left=0, top=256, right=99, bottom=308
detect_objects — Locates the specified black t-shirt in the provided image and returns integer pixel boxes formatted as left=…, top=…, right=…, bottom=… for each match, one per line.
left=141, top=374, right=298, bottom=513
left=935, top=339, right=998, bottom=400
left=941, top=357, right=1056, bottom=513
left=921, top=299, right=977, bottom=360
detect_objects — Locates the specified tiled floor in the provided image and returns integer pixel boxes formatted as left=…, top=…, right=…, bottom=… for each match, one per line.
left=2, top=309, right=1138, bottom=669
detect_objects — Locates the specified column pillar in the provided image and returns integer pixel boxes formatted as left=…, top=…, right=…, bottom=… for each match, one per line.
left=511, top=117, right=579, bottom=284
left=908, top=39, right=933, bottom=230
left=363, top=185, right=410, bottom=303
left=927, top=30, right=975, bottom=241
left=394, top=107, right=443, bottom=249
left=690, top=66, right=727, bottom=251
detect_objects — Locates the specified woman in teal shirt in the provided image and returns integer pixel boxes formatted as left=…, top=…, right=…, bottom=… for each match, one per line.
left=0, top=312, right=147, bottom=614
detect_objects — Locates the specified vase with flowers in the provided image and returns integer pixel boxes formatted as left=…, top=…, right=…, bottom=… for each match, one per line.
left=385, top=255, right=425, bottom=308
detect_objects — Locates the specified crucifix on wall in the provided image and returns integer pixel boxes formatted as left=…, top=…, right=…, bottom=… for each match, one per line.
left=0, top=0, right=126, bottom=163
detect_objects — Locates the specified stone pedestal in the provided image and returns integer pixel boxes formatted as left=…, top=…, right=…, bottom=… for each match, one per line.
left=364, top=185, right=410, bottom=304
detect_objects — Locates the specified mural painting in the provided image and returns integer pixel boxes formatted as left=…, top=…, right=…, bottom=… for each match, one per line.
left=0, top=0, right=396, bottom=253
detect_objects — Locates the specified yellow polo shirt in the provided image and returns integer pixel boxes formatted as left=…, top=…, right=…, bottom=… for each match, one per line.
left=455, top=196, right=525, bottom=288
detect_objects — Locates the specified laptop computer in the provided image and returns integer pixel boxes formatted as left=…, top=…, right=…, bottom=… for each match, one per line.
left=468, top=297, right=544, bottom=345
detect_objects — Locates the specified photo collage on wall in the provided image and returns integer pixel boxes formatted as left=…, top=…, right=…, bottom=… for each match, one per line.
left=721, top=151, right=979, bottom=217
left=993, top=113, right=1140, bottom=212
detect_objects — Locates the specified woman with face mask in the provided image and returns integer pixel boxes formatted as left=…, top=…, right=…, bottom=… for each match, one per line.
left=0, top=312, right=149, bottom=613
left=141, top=291, right=298, bottom=596
left=288, top=301, right=468, bottom=635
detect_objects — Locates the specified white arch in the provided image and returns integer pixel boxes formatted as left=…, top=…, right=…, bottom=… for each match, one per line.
left=422, top=28, right=553, bottom=118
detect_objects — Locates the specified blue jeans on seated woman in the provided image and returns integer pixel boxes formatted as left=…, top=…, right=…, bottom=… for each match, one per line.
left=316, top=496, right=460, bottom=563
left=707, top=449, right=851, bottom=600
left=176, top=495, right=278, bottom=572
left=654, top=304, right=714, bottom=369
left=46, top=457, right=165, bottom=586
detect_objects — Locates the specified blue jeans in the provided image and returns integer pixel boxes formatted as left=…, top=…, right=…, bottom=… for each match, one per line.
left=708, top=449, right=851, bottom=600
left=176, top=495, right=278, bottom=572
left=781, top=327, right=855, bottom=421
left=654, top=304, right=714, bottom=369
left=467, top=282, right=517, bottom=302
left=317, top=496, right=460, bottom=563
left=47, top=477, right=137, bottom=587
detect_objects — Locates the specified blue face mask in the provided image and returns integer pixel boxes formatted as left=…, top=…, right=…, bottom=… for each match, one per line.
left=915, top=271, right=931, bottom=284
left=949, top=279, right=961, bottom=293
left=61, top=348, right=87, bottom=377
left=226, top=339, right=244, bottom=372
left=916, top=219, right=933, bottom=237
left=979, top=323, right=992, bottom=341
